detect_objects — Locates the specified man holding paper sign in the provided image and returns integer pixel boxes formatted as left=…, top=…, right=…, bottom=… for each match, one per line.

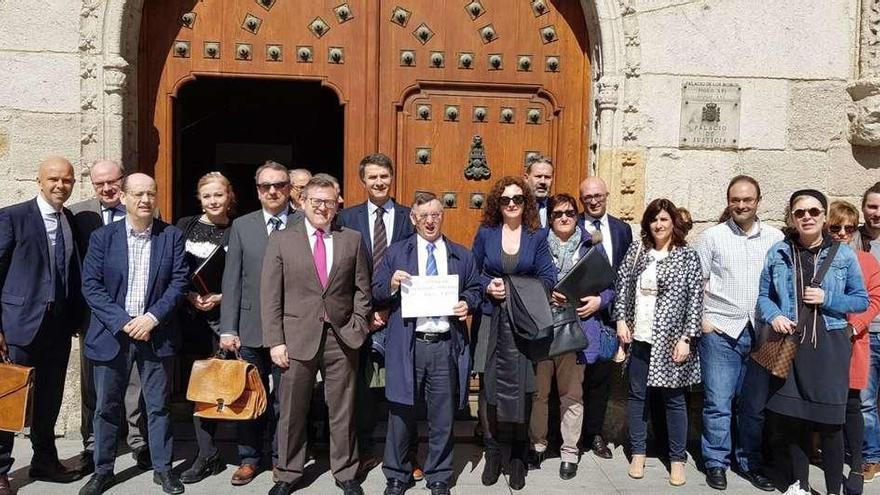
left=372, top=192, right=482, bottom=495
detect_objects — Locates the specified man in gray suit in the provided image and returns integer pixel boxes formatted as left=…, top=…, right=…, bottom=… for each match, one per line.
left=69, top=159, right=150, bottom=474
left=217, top=160, right=303, bottom=486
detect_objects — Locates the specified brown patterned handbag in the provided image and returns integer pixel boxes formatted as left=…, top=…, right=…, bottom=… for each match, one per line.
left=751, top=242, right=839, bottom=379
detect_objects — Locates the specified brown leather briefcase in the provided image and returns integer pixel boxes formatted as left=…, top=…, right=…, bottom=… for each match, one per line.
left=0, top=358, right=34, bottom=433
left=186, top=353, right=267, bottom=421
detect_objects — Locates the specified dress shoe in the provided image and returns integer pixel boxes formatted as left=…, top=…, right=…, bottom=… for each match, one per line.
left=845, top=470, right=864, bottom=495
left=559, top=461, right=578, bottom=480
left=508, top=458, right=526, bottom=491
left=384, top=478, right=409, bottom=495
left=628, top=454, right=646, bottom=479
left=153, top=471, right=185, bottom=495
left=29, top=459, right=83, bottom=483
left=427, top=481, right=450, bottom=495
left=79, top=473, right=116, bottom=495
left=230, top=464, right=258, bottom=486
left=132, top=446, right=152, bottom=470
left=527, top=450, right=545, bottom=470
left=0, top=474, right=12, bottom=495
left=180, top=451, right=224, bottom=484
left=706, top=467, right=727, bottom=490
left=335, top=479, right=364, bottom=495
left=591, top=435, right=613, bottom=459
left=742, top=469, right=775, bottom=492
left=411, top=465, right=424, bottom=482
left=358, top=453, right=382, bottom=476
left=78, top=451, right=95, bottom=476
left=481, top=452, right=501, bottom=486
left=269, top=481, right=296, bottom=495
left=669, top=461, right=686, bottom=486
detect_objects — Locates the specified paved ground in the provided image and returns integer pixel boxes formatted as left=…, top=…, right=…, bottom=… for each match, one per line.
left=8, top=434, right=864, bottom=495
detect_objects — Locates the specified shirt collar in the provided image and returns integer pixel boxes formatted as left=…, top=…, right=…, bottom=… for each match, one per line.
left=125, top=218, right=152, bottom=238
left=585, top=212, right=608, bottom=228
left=417, top=234, right=445, bottom=252
left=726, top=217, right=763, bottom=238
left=262, top=208, right=289, bottom=227
left=367, top=199, right=394, bottom=216
left=100, top=200, right=123, bottom=213
left=35, top=193, right=61, bottom=215
left=304, top=218, right=330, bottom=237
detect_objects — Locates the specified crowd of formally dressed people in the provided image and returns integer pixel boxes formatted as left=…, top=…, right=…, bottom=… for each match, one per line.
left=1, top=154, right=880, bottom=495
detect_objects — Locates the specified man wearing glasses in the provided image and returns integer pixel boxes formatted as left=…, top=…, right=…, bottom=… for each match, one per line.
left=70, top=160, right=155, bottom=475
left=262, top=176, right=372, bottom=495
left=694, top=175, right=782, bottom=491
left=288, top=168, right=312, bottom=211
left=217, top=161, right=303, bottom=486
left=576, top=177, right=633, bottom=460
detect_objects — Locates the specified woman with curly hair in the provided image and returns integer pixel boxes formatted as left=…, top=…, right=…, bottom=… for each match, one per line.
left=471, top=176, right=556, bottom=490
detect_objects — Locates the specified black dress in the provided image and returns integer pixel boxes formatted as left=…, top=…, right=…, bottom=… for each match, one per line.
left=766, top=238, right=851, bottom=425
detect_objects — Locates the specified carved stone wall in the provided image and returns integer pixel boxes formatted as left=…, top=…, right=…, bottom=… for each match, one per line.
left=849, top=1, right=880, bottom=146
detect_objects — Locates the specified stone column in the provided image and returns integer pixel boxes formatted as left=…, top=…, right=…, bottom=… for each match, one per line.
left=848, top=0, right=880, bottom=146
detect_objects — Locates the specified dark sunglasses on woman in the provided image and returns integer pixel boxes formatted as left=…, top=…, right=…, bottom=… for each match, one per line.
left=827, top=224, right=857, bottom=234
left=550, top=210, right=577, bottom=220
left=791, top=207, right=824, bottom=219
left=500, top=194, right=526, bottom=206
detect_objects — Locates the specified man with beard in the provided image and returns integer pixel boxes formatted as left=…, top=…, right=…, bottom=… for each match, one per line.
left=336, top=153, right=415, bottom=472
left=857, top=182, right=880, bottom=482
left=0, top=157, right=85, bottom=495
left=695, top=175, right=782, bottom=491
left=524, top=155, right=554, bottom=228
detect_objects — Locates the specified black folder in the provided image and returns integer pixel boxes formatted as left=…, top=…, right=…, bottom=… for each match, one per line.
left=191, top=245, right=226, bottom=296
left=553, top=246, right=615, bottom=301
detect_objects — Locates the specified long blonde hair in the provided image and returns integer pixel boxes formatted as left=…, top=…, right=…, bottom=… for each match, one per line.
left=196, top=171, right=237, bottom=217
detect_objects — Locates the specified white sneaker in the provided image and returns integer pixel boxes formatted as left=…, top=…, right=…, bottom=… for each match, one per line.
left=782, top=481, right=810, bottom=495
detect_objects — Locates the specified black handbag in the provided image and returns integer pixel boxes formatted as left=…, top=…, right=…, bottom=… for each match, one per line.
left=530, top=303, right=590, bottom=361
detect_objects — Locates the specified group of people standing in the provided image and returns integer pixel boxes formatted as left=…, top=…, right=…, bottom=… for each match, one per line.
left=0, top=153, right=879, bottom=495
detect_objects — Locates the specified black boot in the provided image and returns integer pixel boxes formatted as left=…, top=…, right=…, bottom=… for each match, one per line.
left=481, top=451, right=501, bottom=486
left=180, top=451, right=224, bottom=484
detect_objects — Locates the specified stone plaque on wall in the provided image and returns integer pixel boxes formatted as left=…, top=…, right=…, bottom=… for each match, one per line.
left=679, top=81, right=741, bottom=149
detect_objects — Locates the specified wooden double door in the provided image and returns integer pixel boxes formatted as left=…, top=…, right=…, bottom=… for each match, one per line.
left=140, top=0, right=591, bottom=244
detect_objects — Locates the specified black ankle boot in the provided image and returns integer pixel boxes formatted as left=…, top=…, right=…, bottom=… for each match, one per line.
left=481, top=451, right=501, bottom=486
left=180, top=451, right=224, bottom=484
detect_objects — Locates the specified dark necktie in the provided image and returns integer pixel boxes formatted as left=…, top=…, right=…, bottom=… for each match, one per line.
left=592, top=219, right=606, bottom=256
left=373, top=208, right=387, bottom=267
left=54, top=212, right=67, bottom=308
left=103, top=207, right=114, bottom=225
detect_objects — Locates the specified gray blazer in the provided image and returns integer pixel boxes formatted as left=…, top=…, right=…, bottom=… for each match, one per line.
left=220, top=208, right=304, bottom=347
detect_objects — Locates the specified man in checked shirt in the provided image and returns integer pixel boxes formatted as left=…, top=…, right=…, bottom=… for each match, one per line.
left=694, top=175, right=783, bottom=492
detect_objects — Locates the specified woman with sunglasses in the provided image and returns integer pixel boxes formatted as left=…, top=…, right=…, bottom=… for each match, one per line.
left=757, top=190, right=868, bottom=495
left=826, top=201, right=880, bottom=494
left=471, top=176, right=556, bottom=490
left=613, top=198, right=702, bottom=487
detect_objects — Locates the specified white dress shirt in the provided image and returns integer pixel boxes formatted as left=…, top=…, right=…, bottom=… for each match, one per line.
left=101, top=202, right=126, bottom=225
left=585, top=213, right=614, bottom=264
left=262, top=208, right=290, bottom=235
left=304, top=218, right=334, bottom=274
left=36, top=194, right=73, bottom=278
left=367, top=199, right=395, bottom=245
left=414, top=236, right=451, bottom=333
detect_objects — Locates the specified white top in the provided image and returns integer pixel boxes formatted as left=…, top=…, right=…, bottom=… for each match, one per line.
left=414, top=235, right=450, bottom=333
left=304, top=218, right=334, bottom=273
left=36, top=194, right=73, bottom=279
left=367, top=199, right=395, bottom=245
left=262, top=208, right=290, bottom=235
left=585, top=213, right=613, bottom=265
left=633, top=249, right=669, bottom=344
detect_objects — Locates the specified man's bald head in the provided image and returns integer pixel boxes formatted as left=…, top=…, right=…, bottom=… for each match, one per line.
left=579, top=177, right=610, bottom=219
left=122, top=173, right=157, bottom=225
left=37, top=156, right=75, bottom=209
left=90, top=160, right=125, bottom=207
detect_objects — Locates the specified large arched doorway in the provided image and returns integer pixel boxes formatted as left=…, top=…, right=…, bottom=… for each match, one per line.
left=139, top=0, right=591, bottom=244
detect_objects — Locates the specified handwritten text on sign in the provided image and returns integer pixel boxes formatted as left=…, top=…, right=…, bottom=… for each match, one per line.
left=401, top=275, right=459, bottom=318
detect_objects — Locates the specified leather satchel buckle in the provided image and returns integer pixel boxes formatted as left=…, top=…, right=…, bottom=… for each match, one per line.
left=216, top=398, right=225, bottom=412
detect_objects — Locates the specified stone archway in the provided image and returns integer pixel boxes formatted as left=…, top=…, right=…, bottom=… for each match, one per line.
left=79, top=0, right=646, bottom=221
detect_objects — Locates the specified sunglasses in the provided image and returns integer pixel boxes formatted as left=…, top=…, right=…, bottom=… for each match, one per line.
left=828, top=225, right=857, bottom=235
left=257, top=181, right=291, bottom=193
left=550, top=210, right=577, bottom=220
left=499, top=195, right=525, bottom=206
left=791, top=207, right=824, bottom=220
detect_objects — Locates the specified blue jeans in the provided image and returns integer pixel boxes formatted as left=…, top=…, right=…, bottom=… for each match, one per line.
left=862, top=333, right=880, bottom=463
left=699, top=325, right=753, bottom=470
left=736, top=355, right=771, bottom=473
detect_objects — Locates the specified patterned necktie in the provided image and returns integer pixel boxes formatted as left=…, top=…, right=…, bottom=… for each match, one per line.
left=373, top=207, right=388, bottom=267
left=269, top=216, right=282, bottom=232
left=426, top=243, right=439, bottom=324
left=314, top=229, right=328, bottom=288
left=54, top=212, right=67, bottom=307
left=592, top=219, right=606, bottom=255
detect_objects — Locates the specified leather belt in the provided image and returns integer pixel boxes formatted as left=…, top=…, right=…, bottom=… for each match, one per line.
left=414, top=331, right=451, bottom=343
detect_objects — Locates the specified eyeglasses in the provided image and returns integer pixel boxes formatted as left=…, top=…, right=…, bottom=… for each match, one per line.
left=729, top=198, right=757, bottom=206
left=550, top=210, right=577, bottom=220
left=791, top=207, right=824, bottom=220
left=414, top=212, right=443, bottom=222
left=257, top=181, right=291, bottom=193
left=828, top=224, right=857, bottom=235
left=580, top=193, right=608, bottom=204
left=92, top=176, right=123, bottom=189
left=305, top=197, right=337, bottom=209
left=499, top=195, right=525, bottom=206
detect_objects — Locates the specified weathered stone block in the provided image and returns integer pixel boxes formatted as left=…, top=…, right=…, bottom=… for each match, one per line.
left=789, top=81, right=848, bottom=151
left=0, top=53, right=80, bottom=113
left=827, top=145, right=880, bottom=198
left=644, top=148, right=739, bottom=223
left=735, top=150, right=830, bottom=222
left=0, top=1, right=80, bottom=52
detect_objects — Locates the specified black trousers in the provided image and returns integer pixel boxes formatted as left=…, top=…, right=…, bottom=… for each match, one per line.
left=773, top=412, right=844, bottom=494
left=0, top=314, right=72, bottom=474
left=383, top=338, right=455, bottom=484
left=581, top=360, right=613, bottom=439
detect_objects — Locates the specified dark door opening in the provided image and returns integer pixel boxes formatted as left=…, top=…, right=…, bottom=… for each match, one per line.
left=174, top=78, right=345, bottom=220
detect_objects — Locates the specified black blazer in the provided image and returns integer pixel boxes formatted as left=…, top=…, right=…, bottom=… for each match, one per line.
left=336, top=200, right=414, bottom=271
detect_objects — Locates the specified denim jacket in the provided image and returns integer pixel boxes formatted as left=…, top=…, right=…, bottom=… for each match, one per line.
left=757, top=239, right=868, bottom=331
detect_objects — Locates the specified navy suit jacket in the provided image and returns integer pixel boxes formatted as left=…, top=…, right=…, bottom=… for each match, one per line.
left=82, top=218, right=188, bottom=361
left=0, top=198, right=83, bottom=345
left=471, top=225, right=557, bottom=316
left=372, top=234, right=482, bottom=408
left=579, top=213, right=633, bottom=271
left=337, top=200, right=415, bottom=271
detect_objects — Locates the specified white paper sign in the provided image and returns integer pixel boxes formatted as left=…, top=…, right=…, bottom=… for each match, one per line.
left=400, top=275, right=459, bottom=318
